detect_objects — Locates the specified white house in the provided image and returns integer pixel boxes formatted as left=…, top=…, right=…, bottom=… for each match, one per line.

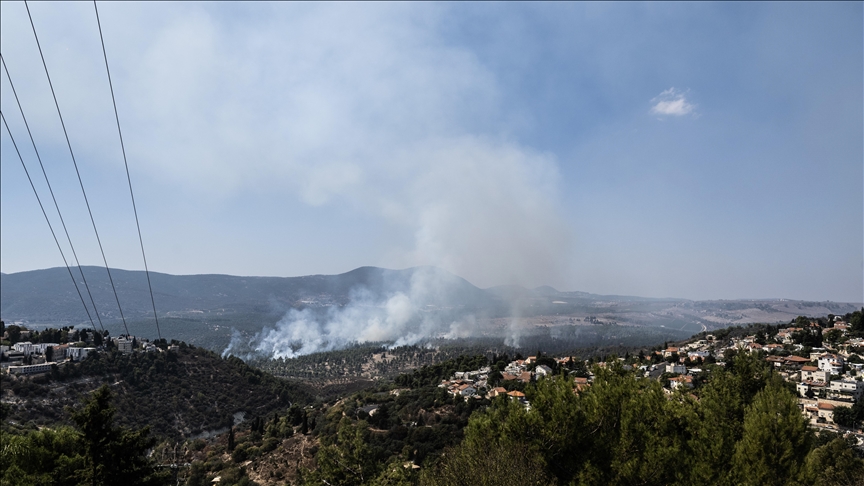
left=67, top=347, right=96, bottom=361
left=670, top=375, right=694, bottom=390
left=665, top=363, right=687, bottom=375
left=11, top=342, right=34, bottom=356
left=536, top=365, right=553, bottom=378
left=817, top=354, right=844, bottom=375
left=828, top=380, right=864, bottom=401
left=800, top=366, right=829, bottom=383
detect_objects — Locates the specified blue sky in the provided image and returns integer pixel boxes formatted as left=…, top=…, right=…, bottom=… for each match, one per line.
left=1, top=2, right=861, bottom=302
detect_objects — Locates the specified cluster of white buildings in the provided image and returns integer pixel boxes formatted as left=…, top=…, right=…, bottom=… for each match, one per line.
left=440, top=357, right=578, bottom=408
left=703, top=317, right=864, bottom=428
left=0, top=341, right=98, bottom=375
left=2, top=331, right=172, bottom=376
left=795, top=350, right=864, bottom=425
left=440, top=366, right=491, bottom=398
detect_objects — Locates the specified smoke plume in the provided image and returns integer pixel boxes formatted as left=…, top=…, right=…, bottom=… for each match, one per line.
left=222, top=266, right=494, bottom=359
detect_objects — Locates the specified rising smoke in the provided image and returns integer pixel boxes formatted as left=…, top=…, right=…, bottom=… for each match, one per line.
left=222, top=266, right=494, bottom=360
left=110, top=4, right=574, bottom=359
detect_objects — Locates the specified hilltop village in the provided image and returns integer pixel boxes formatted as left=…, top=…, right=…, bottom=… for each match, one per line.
left=438, top=313, right=864, bottom=434
left=0, top=322, right=179, bottom=375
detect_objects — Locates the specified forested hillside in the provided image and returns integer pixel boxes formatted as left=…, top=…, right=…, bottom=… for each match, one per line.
left=301, top=353, right=864, bottom=486
left=1, top=344, right=313, bottom=440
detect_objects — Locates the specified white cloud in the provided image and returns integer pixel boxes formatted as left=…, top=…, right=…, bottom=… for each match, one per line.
left=650, top=87, right=695, bottom=116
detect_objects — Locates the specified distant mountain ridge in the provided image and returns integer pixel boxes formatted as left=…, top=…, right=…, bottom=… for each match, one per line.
left=2, top=266, right=860, bottom=351
left=0, top=265, right=491, bottom=321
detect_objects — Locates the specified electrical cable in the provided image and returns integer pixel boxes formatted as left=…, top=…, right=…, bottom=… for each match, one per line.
left=93, top=1, right=162, bottom=339
left=1, top=53, right=105, bottom=332
left=25, top=0, right=130, bottom=337
left=1, top=111, right=99, bottom=332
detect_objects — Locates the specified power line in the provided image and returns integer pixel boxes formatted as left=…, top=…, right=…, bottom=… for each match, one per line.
left=93, top=1, right=162, bottom=340
left=1, top=53, right=105, bottom=333
left=25, top=0, right=130, bottom=337
left=1, top=111, right=99, bottom=333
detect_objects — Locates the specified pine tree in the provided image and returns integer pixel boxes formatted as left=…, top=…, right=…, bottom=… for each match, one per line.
left=731, top=379, right=811, bottom=486
left=69, top=385, right=168, bottom=485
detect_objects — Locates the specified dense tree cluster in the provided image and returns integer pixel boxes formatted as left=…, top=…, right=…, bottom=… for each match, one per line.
left=0, top=385, right=170, bottom=485
left=257, top=343, right=505, bottom=382
left=422, top=353, right=864, bottom=486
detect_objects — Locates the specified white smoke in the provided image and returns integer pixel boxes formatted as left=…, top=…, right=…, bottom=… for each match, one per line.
left=222, top=266, right=491, bottom=359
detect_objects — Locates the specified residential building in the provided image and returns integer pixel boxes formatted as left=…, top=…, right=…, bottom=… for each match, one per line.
left=114, top=337, right=134, bottom=354
left=52, top=344, right=68, bottom=361
left=817, top=402, right=834, bottom=422
left=783, top=355, right=810, bottom=368
left=507, top=390, right=526, bottom=400
left=817, top=354, right=844, bottom=375
left=670, top=375, right=694, bottom=390
left=536, top=365, right=553, bottom=378
left=800, top=366, right=829, bottom=383
left=67, top=347, right=96, bottom=361
left=828, top=380, right=864, bottom=401
left=11, top=342, right=34, bottom=356
left=665, top=363, right=686, bottom=375
left=8, top=362, right=55, bottom=375
left=745, top=342, right=763, bottom=353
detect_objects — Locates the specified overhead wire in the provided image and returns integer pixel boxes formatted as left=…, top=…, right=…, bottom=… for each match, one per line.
left=24, top=0, right=131, bottom=337
left=1, top=53, right=106, bottom=333
left=93, top=1, right=162, bottom=340
left=1, top=111, right=99, bottom=333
